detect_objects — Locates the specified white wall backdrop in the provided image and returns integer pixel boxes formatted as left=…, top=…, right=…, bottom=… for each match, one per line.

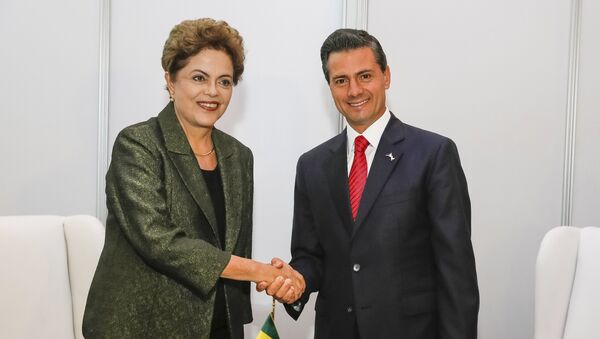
left=1, top=0, right=598, bottom=338
left=0, top=0, right=99, bottom=216
left=572, top=0, right=600, bottom=226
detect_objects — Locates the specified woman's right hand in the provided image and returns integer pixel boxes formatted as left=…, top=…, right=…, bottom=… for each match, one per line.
left=220, top=255, right=304, bottom=303
left=256, top=257, right=305, bottom=304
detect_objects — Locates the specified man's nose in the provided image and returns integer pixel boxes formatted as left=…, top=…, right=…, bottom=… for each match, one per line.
left=347, top=79, right=363, bottom=97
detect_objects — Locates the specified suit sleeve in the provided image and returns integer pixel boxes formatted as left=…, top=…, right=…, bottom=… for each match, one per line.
left=106, top=128, right=231, bottom=296
left=243, top=150, right=254, bottom=260
left=427, top=138, right=479, bottom=339
left=285, top=156, right=324, bottom=320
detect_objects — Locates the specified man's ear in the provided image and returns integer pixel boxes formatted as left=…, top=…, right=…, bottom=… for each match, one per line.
left=384, top=65, right=391, bottom=89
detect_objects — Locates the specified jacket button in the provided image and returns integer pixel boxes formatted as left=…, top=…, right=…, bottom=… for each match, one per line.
left=347, top=306, right=353, bottom=313
left=353, top=263, right=361, bottom=272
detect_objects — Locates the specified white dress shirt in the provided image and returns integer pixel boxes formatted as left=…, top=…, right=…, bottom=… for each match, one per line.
left=346, top=108, right=391, bottom=176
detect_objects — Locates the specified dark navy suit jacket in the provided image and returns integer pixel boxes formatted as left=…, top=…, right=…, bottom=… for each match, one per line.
left=286, top=114, right=479, bottom=339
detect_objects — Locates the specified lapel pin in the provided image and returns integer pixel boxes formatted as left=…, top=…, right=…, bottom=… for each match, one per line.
left=386, top=153, right=395, bottom=161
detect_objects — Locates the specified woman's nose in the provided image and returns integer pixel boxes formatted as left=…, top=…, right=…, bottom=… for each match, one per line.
left=204, top=81, right=218, bottom=96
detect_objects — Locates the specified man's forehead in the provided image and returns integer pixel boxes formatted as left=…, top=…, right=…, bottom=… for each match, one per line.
left=328, top=48, right=378, bottom=77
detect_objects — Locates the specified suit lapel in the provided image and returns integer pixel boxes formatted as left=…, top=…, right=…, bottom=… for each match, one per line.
left=324, top=130, right=354, bottom=235
left=353, top=115, right=406, bottom=236
left=212, top=129, right=242, bottom=252
left=158, top=104, right=219, bottom=246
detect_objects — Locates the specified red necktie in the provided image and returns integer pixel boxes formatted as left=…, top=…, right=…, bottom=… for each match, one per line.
left=348, top=135, right=369, bottom=220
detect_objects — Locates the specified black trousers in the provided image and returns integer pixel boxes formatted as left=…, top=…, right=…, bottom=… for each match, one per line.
left=210, top=282, right=230, bottom=339
left=209, top=324, right=230, bottom=339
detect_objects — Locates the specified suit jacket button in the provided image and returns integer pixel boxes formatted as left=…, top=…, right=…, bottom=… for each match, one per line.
left=347, top=306, right=353, bottom=313
left=353, top=263, right=361, bottom=272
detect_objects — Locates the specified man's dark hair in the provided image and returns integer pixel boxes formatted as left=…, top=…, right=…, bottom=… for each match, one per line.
left=320, top=28, right=387, bottom=83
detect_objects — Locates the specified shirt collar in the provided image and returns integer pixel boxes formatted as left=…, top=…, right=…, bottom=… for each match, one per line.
left=347, top=108, right=391, bottom=154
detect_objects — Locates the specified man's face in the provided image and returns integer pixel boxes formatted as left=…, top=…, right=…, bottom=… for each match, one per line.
left=327, top=47, right=390, bottom=133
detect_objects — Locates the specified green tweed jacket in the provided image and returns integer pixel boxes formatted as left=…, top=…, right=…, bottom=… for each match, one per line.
left=83, top=103, right=253, bottom=339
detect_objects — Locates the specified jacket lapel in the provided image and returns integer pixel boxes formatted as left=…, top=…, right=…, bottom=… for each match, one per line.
left=212, top=129, right=242, bottom=252
left=158, top=103, right=220, bottom=246
left=324, top=130, right=354, bottom=235
left=353, top=114, right=406, bottom=236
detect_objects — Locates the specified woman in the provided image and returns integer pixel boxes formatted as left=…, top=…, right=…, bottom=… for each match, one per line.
left=83, top=18, right=303, bottom=339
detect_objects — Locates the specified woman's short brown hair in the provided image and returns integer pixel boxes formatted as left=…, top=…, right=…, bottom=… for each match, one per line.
left=161, top=18, right=245, bottom=85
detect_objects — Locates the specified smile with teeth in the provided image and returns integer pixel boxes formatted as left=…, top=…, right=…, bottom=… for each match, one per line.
left=198, top=101, right=219, bottom=110
left=348, top=99, right=369, bottom=107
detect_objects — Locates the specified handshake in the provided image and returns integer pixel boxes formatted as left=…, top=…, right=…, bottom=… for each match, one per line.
left=255, top=258, right=305, bottom=304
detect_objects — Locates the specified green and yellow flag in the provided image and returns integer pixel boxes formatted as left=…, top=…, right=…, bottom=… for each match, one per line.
left=256, top=298, right=280, bottom=339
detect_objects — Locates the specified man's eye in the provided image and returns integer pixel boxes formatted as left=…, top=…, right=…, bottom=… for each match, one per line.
left=334, top=78, right=347, bottom=85
left=360, top=73, right=371, bottom=80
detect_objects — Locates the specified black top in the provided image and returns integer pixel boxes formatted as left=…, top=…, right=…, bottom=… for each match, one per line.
left=201, top=166, right=226, bottom=248
left=201, top=166, right=229, bottom=336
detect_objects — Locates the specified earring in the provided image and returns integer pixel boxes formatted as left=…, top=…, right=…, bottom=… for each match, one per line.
left=169, top=93, right=174, bottom=102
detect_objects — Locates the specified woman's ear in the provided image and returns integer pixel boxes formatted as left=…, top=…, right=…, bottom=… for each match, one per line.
left=165, top=72, right=175, bottom=96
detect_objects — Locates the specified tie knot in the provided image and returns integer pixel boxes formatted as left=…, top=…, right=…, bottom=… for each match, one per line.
left=354, top=135, right=369, bottom=154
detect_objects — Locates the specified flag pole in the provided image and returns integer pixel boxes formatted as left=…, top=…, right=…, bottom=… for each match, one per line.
left=271, top=297, right=276, bottom=320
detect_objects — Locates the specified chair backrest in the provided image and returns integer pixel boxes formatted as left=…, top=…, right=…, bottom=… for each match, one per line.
left=0, top=215, right=104, bottom=339
left=562, top=227, right=600, bottom=339
left=63, top=215, right=105, bottom=339
left=535, top=226, right=600, bottom=339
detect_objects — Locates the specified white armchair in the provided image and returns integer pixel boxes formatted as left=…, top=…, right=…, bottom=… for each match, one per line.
left=535, top=226, right=600, bottom=339
left=0, top=215, right=104, bottom=339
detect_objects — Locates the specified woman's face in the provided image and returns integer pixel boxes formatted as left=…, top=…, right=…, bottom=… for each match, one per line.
left=166, top=48, right=234, bottom=131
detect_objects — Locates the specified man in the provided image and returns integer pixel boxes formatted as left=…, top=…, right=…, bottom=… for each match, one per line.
left=262, top=29, right=479, bottom=338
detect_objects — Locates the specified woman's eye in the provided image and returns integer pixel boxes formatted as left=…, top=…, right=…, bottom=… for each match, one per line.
left=192, top=75, right=206, bottom=82
left=218, top=79, right=232, bottom=88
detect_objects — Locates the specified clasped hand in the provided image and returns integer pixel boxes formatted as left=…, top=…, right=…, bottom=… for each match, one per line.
left=256, top=258, right=305, bottom=304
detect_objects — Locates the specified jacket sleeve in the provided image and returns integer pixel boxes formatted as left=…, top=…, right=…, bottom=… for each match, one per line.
left=106, top=127, right=231, bottom=296
left=427, top=138, right=479, bottom=339
left=243, top=150, right=254, bottom=260
left=285, top=156, right=324, bottom=320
